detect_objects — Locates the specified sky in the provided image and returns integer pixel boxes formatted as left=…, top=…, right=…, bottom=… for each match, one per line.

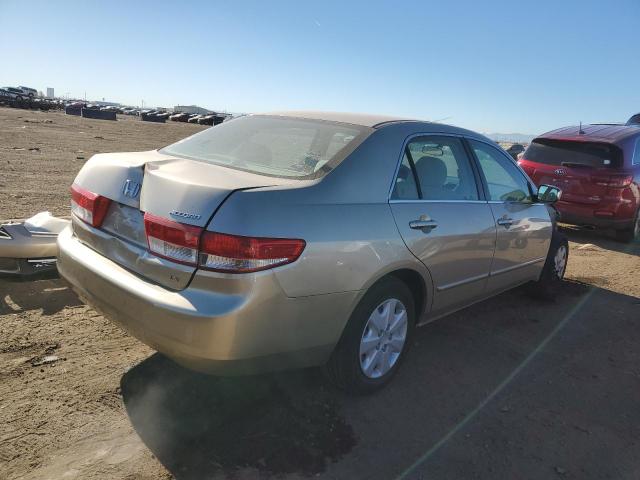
left=1, top=0, right=639, bottom=134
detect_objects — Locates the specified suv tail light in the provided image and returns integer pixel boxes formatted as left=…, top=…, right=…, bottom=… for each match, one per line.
left=518, top=160, right=535, bottom=177
left=591, top=173, right=633, bottom=188
left=143, top=213, right=306, bottom=272
left=200, top=232, right=306, bottom=273
left=71, top=184, right=111, bottom=227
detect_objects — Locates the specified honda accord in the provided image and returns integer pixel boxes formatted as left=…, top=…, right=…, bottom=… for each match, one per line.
left=57, top=111, right=568, bottom=393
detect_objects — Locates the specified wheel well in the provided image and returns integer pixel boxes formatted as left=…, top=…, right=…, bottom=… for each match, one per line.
left=386, top=269, right=427, bottom=320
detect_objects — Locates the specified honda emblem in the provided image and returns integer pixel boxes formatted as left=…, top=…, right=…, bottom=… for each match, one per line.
left=123, top=179, right=141, bottom=198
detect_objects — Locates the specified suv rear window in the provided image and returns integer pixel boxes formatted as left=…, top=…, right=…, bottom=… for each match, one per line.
left=523, top=139, right=622, bottom=168
left=160, top=115, right=370, bottom=179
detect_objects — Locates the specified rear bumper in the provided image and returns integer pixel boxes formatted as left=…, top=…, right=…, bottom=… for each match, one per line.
left=0, top=215, right=70, bottom=278
left=57, top=227, right=358, bottom=374
left=556, top=201, right=636, bottom=230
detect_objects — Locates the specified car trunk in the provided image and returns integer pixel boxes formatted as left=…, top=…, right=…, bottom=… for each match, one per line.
left=520, top=139, right=624, bottom=206
left=71, top=150, right=277, bottom=289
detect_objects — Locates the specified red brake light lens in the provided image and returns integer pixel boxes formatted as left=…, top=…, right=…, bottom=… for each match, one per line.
left=199, top=231, right=306, bottom=272
left=143, top=213, right=202, bottom=266
left=70, top=183, right=111, bottom=227
left=142, top=214, right=306, bottom=272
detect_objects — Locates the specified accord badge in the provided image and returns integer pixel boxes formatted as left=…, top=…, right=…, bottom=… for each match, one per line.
left=170, top=210, right=202, bottom=220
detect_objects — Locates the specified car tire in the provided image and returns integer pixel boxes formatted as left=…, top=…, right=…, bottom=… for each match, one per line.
left=324, top=276, right=415, bottom=394
left=614, top=211, right=640, bottom=243
left=527, top=231, right=569, bottom=301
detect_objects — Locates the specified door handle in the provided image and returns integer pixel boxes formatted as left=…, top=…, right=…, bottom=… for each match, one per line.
left=409, top=218, right=438, bottom=231
left=497, top=217, right=514, bottom=227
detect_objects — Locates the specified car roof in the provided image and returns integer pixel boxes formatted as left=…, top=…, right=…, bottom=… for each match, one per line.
left=260, top=110, right=417, bottom=128
left=256, top=110, right=497, bottom=145
left=538, top=124, right=640, bottom=145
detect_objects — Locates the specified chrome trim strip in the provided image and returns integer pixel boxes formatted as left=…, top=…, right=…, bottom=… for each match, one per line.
left=390, top=199, right=488, bottom=204
left=487, top=200, right=546, bottom=206
left=490, top=257, right=546, bottom=276
left=436, top=272, right=489, bottom=291
left=436, top=256, right=546, bottom=291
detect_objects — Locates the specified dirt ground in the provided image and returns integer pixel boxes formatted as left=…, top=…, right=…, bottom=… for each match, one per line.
left=0, top=107, right=206, bottom=221
left=1, top=107, right=639, bottom=480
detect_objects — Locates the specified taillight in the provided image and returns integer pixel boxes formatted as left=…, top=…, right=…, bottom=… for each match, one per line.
left=144, top=213, right=202, bottom=265
left=200, top=232, right=306, bottom=273
left=142, top=214, right=306, bottom=272
left=70, top=183, right=111, bottom=227
left=591, top=173, right=633, bottom=188
left=518, top=160, right=535, bottom=177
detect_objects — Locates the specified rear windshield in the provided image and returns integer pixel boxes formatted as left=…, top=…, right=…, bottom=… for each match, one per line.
left=523, top=139, right=621, bottom=168
left=160, top=115, right=370, bottom=179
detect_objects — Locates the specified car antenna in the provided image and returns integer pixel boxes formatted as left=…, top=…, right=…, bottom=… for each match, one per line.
left=579, top=121, right=585, bottom=135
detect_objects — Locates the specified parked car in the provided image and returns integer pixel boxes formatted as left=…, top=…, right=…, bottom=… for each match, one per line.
left=0, top=89, right=13, bottom=101
left=627, top=113, right=640, bottom=126
left=57, top=112, right=568, bottom=393
left=100, top=106, right=123, bottom=114
left=2, top=87, right=26, bottom=100
left=18, top=86, right=38, bottom=97
left=188, top=114, right=204, bottom=124
left=170, top=112, right=190, bottom=122
left=519, top=124, right=640, bottom=242
left=506, top=143, right=526, bottom=160
left=197, top=114, right=217, bottom=125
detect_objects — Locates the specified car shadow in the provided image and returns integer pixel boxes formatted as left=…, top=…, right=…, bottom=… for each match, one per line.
left=560, top=225, right=640, bottom=255
left=120, top=356, right=355, bottom=478
left=0, top=277, right=83, bottom=315
left=121, top=279, right=640, bottom=480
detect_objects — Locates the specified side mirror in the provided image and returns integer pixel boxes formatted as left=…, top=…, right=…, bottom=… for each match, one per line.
left=536, top=184, right=561, bottom=203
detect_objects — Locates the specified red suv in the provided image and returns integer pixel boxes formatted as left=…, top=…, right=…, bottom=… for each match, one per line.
left=518, top=124, right=640, bottom=242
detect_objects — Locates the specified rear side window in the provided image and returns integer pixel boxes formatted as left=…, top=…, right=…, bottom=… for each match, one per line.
left=392, top=154, right=419, bottom=200
left=523, top=139, right=622, bottom=168
left=161, top=115, right=369, bottom=179
left=391, top=136, right=479, bottom=201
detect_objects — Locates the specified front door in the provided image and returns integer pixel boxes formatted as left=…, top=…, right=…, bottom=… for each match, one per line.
left=390, top=135, right=496, bottom=316
left=467, top=139, right=553, bottom=292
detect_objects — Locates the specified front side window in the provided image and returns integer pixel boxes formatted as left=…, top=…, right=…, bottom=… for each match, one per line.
left=161, top=115, right=369, bottom=179
left=392, top=136, right=479, bottom=201
left=470, top=139, right=532, bottom=202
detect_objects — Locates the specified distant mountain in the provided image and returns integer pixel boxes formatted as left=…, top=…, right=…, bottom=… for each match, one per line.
left=485, top=132, right=536, bottom=144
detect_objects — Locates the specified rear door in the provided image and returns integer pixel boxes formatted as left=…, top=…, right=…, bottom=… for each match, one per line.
left=389, top=135, right=496, bottom=315
left=520, top=139, right=622, bottom=207
left=468, top=139, right=552, bottom=292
